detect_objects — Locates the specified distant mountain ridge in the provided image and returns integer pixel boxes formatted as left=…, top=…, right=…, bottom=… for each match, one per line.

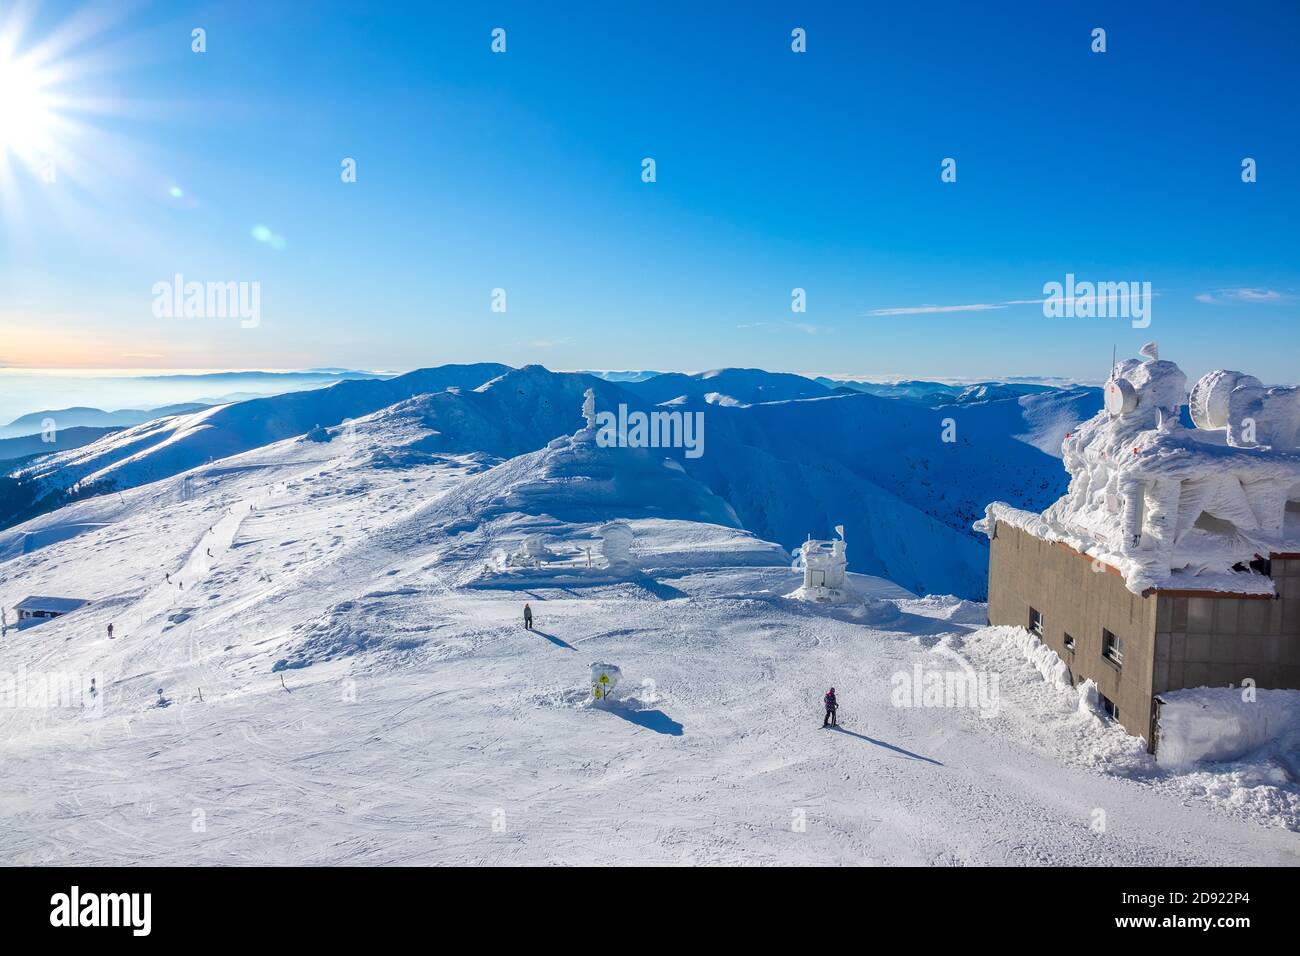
left=0, top=403, right=210, bottom=439
left=621, top=368, right=831, bottom=406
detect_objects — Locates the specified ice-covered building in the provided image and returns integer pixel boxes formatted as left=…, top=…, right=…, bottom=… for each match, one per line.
left=799, top=533, right=848, bottom=591
left=979, top=346, right=1300, bottom=744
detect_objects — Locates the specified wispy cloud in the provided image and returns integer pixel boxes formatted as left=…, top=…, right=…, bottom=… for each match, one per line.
left=1194, top=287, right=1292, bottom=305
left=868, top=292, right=1157, bottom=317
left=867, top=302, right=1006, bottom=316
left=736, top=321, right=824, bottom=335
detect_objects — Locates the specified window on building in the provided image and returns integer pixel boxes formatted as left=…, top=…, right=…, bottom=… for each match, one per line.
left=1029, top=607, right=1043, bottom=636
left=1103, top=629, right=1123, bottom=667
left=1098, top=693, right=1119, bottom=721
left=1064, top=633, right=1076, bottom=652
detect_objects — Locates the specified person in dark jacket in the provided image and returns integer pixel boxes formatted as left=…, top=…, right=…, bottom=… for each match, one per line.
left=823, top=687, right=838, bottom=727
left=523, top=603, right=533, bottom=630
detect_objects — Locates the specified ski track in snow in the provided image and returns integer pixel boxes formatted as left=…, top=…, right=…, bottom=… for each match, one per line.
left=0, top=429, right=1297, bottom=866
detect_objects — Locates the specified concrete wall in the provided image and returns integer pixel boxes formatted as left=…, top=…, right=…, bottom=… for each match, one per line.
left=988, top=520, right=1159, bottom=740
left=1154, top=556, right=1300, bottom=695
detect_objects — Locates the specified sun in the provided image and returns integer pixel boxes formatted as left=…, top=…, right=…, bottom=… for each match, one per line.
left=0, top=53, right=57, bottom=158
left=0, top=2, right=134, bottom=219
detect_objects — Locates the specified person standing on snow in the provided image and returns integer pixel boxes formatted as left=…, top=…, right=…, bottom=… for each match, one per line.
left=823, top=687, right=838, bottom=728
left=107, top=623, right=114, bottom=640
left=523, top=603, right=534, bottom=630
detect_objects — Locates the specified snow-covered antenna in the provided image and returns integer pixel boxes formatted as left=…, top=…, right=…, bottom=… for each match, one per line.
left=1109, top=344, right=1116, bottom=382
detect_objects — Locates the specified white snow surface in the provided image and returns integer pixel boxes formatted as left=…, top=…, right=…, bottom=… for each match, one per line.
left=2, top=413, right=1299, bottom=864
left=1156, top=687, right=1300, bottom=770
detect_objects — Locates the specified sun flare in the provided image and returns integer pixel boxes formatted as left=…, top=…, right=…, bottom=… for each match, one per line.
left=0, top=54, right=57, bottom=157
left=0, top=2, right=140, bottom=229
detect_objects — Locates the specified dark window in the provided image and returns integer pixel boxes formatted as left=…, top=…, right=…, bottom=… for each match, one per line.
left=1098, top=693, right=1119, bottom=721
left=1029, top=607, right=1043, bottom=636
left=1103, top=629, right=1123, bottom=667
left=1064, top=633, right=1076, bottom=652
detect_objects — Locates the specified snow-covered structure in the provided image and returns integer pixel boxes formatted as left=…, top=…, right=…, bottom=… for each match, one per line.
left=983, top=344, right=1300, bottom=594
left=598, top=521, right=636, bottom=572
left=798, top=532, right=848, bottom=591
left=979, top=346, right=1300, bottom=745
left=498, top=533, right=558, bottom=569
left=590, top=661, right=622, bottom=701
left=787, top=529, right=850, bottom=603
left=13, top=595, right=88, bottom=629
left=785, top=528, right=900, bottom=620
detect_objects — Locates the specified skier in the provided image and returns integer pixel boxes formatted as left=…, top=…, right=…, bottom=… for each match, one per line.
left=822, top=687, right=838, bottom=728
left=165, top=572, right=171, bottom=583
left=523, top=602, right=534, bottom=630
left=107, top=623, right=114, bottom=640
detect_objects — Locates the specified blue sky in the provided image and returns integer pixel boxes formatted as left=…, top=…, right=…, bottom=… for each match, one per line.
left=1, top=0, right=1298, bottom=382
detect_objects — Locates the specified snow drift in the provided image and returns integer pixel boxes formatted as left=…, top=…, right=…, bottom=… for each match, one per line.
left=1156, top=687, right=1300, bottom=769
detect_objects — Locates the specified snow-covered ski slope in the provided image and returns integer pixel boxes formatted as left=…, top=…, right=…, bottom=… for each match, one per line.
left=1, top=394, right=1296, bottom=865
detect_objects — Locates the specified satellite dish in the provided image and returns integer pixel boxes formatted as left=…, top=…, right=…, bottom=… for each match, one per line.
left=1104, top=378, right=1138, bottom=416
left=1139, top=341, right=1159, bottom=362
left=834, top=525, right=845, bottom=539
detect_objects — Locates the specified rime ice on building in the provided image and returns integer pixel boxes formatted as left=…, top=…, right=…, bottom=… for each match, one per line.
left=979, top=346, right=1300, bottom=745
left=800, top=532, right=848, bottom=591
left=788, top=526, right=853, bottom=603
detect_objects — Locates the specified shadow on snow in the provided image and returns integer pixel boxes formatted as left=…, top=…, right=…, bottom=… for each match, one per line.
left=597, top=700, right=684, bottom=736
left=829, top=726, right=942, bottom=765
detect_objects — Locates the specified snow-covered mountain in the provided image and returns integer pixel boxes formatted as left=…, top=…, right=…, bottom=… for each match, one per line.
left=0, top=364, right=1105, bottom=600
left=8, top=365, right=511, bottom=507
left=2, top=374, right=1296, bottom=865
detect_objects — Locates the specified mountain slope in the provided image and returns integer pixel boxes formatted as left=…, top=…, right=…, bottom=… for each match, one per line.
left=0, top=425, right=122, bottom=464
left=5, top=364, right=511, bottom=524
